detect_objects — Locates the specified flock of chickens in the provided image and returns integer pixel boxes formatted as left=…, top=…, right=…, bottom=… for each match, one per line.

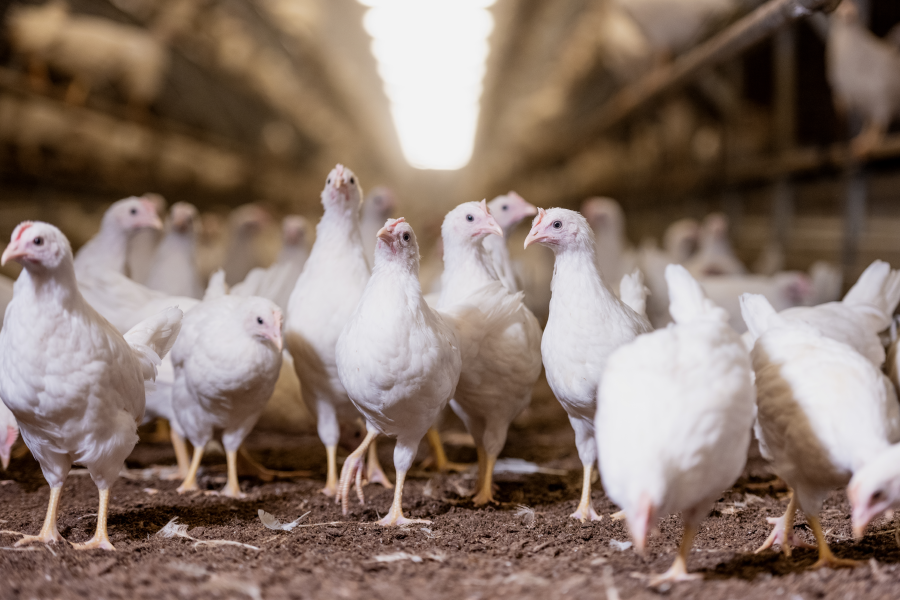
left=3, top=165, right=900, bottom=586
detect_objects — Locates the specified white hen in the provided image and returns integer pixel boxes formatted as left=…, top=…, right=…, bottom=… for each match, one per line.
left=285, top=165, right=389, bottom=496
left=359, top=186, right=397, bottom=266
left=438, top=201, right=543, bottom=506
left=742, top=293, right=900, bottom=568
left=525, top=208, right=652, bottom=521
left=336, top=218, right=462, bottom=525
left=144, top=202, right=202, bottom=299
left=0, top=221, right=182, bottom=550
left=125, top=192, right=166, bottom=283
left=581, top=197, right=639, bottom=295
left=74, top=196, right=162, bottom=277
left=683, top=213, right=746, bottom=278
left=699, top=271, right=814, bottom=334
left=484, top=192, right=538, bottom=293
left=171, top=276, right=283, bottom=498
left=598, top=264, right=754, bottom=585
left=638, top=218, right=700, bottom=327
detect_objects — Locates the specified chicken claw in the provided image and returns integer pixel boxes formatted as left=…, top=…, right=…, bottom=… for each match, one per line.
left=338, top=431, right=377, bottom=515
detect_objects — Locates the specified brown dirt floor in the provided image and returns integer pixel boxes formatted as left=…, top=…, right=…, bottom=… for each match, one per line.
left=2, top=377, right=900, bottom=600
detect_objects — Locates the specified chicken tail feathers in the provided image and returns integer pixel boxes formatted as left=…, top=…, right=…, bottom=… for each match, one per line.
left=740, top=293, right=777, bottom=343
left=619, top=269, right=649, bottom=318
left=204, top=270, right=228, bottom=301
left=124, top=306, right=184, bottom=382
left=842, top=260, right=900, bottom=332
left=665, top=264, right=728, bottom=325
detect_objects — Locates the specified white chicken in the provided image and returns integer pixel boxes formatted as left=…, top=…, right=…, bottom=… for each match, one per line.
left=336, top=218, right=462, bottom=525
left=144, top=202, right=203, bottom=299
left=125, top=192, right=165, bottom=283
left=827, top=0, right=900, bottom=157
left=484, top=192, right=538, bottom=293
left=438, top=201, right=543, bottom=505
left=222, top=204, right=271, bottom=286
left=285, top=165, right=389, bottom=496
left=699, top=271, right=814, bottom=334
left=171, top=275, right=284, bottom=498
left=0, top=400, right=18, bottom=470
left=598, top=264, right=755, bottom=585
left=73, top=196, right=162, bottom=277
left=0, top=221, right=182, bottom=550
left=741, top=293, right=900, bottom=567
left=231, top=215, right=311, bottom=311
left=638, top=217, right=700, bottom=327
left=524, top=208, right=652, bottom=521
left=359, top=186, right=397, bottom=266
left=581, top=197, right=639, bottom=295
left=683, top=213, right=746, bottom=278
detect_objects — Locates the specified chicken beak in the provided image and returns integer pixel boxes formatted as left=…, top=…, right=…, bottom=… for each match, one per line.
left=270, top=331, right=283, bottom=352
left=1, top=243, right=25, bottom=266
left=482, top=216, right=503, bottom=238
left=523, top=227, right=541, bottom=249
left=377, top=225, right=393, bottom=245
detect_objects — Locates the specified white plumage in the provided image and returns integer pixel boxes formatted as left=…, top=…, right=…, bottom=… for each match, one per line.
left=144, top=202, right=203, bottom=299
left=698, top=271, right=814, bottom=334
left=741, top=292, right=900, bottom=567
left=359, top=186, right=397, bottom=267
left=0, top=221, right=182, bottom=550
left=524, top=207, right=652, bottom=521
left=637, top=217, right=700, bottom=327
left=74, top=196, right=162, bottom=277
left=581, top=197, right=638, bottom=296
left=598, top=264, right=754, bottom=584
left=336, top=217, right=462, bottom=525
left=171, top=274, right=284, bottom=498
left=222, top=204, right=271, bottom=287
left=483, top=192, right=538, bottom=293
left=683, top=213, right=746, bottom=278
left=438, top=201, right=543, bottom=505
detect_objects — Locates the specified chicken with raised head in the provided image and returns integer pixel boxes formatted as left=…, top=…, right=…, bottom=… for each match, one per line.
left=0, top=400, right=18, bottom=470
left=222, top=204, right=270, bottom=286
left=827, top=0, right=900, bottom=157
left=171, top=272, right=283, bottom=498
left=0, top=221, right=182, bottom=550
left=126, top=192, right=166, bottom=283
left=286, top=165, right=390, bottom=496
left=683, top=213, right=745, bottom=278
left=484, top=192, right=538, bottom=293
left=231, top=215, right=311, bottom=311
left=741, top=293, right=900, bottom=568
left=581, top=197, right=638, bottom=296
left=438, top=201, right=543, bottom=506
left=359, top=186, right=397, bottom=266
left=74, top=195, right=162, bottom=277
left=337, top=218, right=462, bottom=525
left=144, top=202, right=202, bottom=299
left=524, top=208, right=652, bottom=521
left=598, top=264, right=754, bottom=585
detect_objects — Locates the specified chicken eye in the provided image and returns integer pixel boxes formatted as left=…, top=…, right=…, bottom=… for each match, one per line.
left=326, top=178, right=332, bottom=184
left=402, top=233, right=410, bottom=242
left=466, top=214, right=474, bottom=222
left=502, top=205, right=508, bottom=210
left=872, top=490, right=885, bottom=503
left=130, top=208, right=138, bottom=215
left=349, top=176, right=355, bottom=184
left=552, top=220, right=562, bottom=229
left=33, top=236, right=43, bottom=246
left=256, top=317, right=264, bottom=325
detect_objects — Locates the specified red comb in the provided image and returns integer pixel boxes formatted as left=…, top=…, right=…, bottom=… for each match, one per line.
left=13, top=222, right=33, bottom=242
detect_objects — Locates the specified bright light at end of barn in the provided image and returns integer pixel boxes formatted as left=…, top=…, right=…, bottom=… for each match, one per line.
left=360, top=0, right=495, bottom=170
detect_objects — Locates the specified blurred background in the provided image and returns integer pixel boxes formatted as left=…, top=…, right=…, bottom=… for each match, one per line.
left=0, top=0, right=899, bottom=298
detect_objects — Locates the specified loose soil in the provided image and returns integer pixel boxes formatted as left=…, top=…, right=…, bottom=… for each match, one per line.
left=2, top=377, right=899, bottom=600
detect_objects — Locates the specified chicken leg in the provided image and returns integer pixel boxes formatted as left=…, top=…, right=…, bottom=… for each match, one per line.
left=15, top=486, right=64, bottom=546
left=338, top=431, right=378, bottom=515
left=754, top=492, right=815, bottom=556
left=365, top=441, right=393, bottom=489
left=571, top=464, right=601, bottom=522
left=421, top=427, right=469, bottom=472
left=323, top=444, right=339, bottom=497
left=169, top=430, right=191, bottom=480
left=472, top=451, right=498, bottom=506
left=378, top=468, right=431, bottom=527
left=808, top=515, right=859, bottom=569
left=176, top=445, right=205, bottom=493
left=649, top=524, right=702, bottom=586
left=72, top=488, right=115, bottom=551
left=221, top=450, right=244, bottom=498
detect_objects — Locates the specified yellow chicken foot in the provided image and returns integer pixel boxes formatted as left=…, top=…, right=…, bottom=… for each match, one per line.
left=15, top=486, right=64, bottom=546
left=421, top=427, right=469, bottom=472
left=754, top=492, right=814, bottom=556
left=365, top=439, right=393, bottom=489
left=570, top=464, right=601, bottom=522
left=168, top=430, right=191, bottom=480
left=72, top=488, right=115, bottom=551
left=338, top=431, right=377, bottom=515
left=378, top=469, right=431, bottom=527
left=176, top=445, right=205, bottom=493
left=221, top=450, right=245, bottom=498
left=649, top=524, right=703, bottom=586
left=808, top=516, right=860, bottom=569
left=324, top=445, right=339, bottom=498
left=236, top=446, right=312, bottom=482
left=472, top=453, right=498, bottom=506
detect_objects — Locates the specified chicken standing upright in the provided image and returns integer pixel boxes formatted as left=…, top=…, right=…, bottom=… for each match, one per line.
left=524, top=208, right=652, bottom=521
left=144, top=202, right=202, bottom=299
left=484, top=192, right=538, bottom=293
left=438, top=201, right=543, bottom=505
left=74, top=195, right=162, bottom=277
left=285, top=165, right=389, bottom=496
left=222, top=204, right=270, bottom=286
left=741, top=293, right=900, bottom=567
left=359, top=186, right=397, bottom=266
left=827, top=0, right=900, bottom=157
left=126, top=192, right=165, bottom=283
left=581, top=197, right=638, bottom=295
left=171, top=273, right=284, bottom=498
left=598, top=265, right=755, bottom=585
left=336, top=218, right=462, bottom=525
left=683, top=213, right=746, bottom=278
left=0, top=222, right=182, bottom=549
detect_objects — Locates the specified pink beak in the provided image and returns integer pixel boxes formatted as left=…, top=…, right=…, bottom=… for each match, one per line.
left=1, top=241, right=26, bottom=266
left=524, top=208, right=547, bottom=249
left=333, top=164, right=346, bottom=189
left=266, top=313, right=284, bottom=351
